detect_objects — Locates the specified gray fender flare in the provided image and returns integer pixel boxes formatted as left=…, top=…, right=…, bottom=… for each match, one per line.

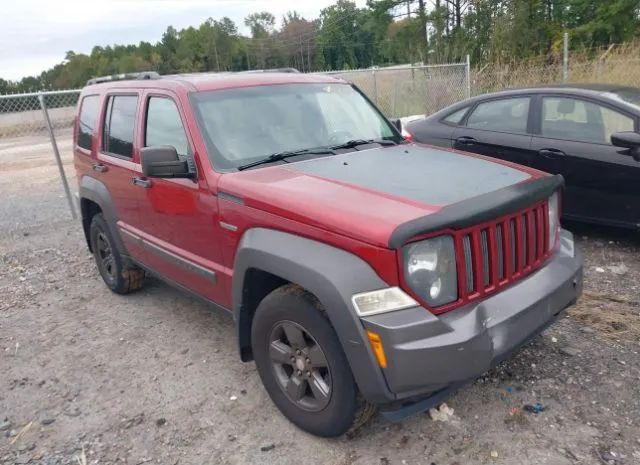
left=232, top=227, right=396, bottom=403
left=78, top=175, right=127, bottom=256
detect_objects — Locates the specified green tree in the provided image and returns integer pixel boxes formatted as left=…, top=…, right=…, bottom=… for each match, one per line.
left=245, top=12, right=276, bottom=69
left=3, top=0, right=639, bottom=93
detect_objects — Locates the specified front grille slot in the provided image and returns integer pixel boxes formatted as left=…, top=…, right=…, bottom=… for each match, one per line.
left=458, top=200, right=550, bottom=299
left=496, top=224, right=504, bottom=280
left=480, top=229, right=490, bottom=287
left=509, top=219, right=516, bottom=274
left=463, top=235, right=474, bottom=293
left=521, top=215, right=528, bottom=268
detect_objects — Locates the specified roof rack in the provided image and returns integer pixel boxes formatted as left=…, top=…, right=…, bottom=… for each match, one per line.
left=86, top=71, right=161, bottom=86
left=240, top=68, right=300, bottom=74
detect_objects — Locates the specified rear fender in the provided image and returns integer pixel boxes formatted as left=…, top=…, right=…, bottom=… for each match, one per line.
left=79, top=175, right=127, bottom=256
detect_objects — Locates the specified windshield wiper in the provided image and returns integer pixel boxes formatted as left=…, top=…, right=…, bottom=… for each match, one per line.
left=329, top=138, right=400, bottom=151
left=237, top=147, right=336, bottom=171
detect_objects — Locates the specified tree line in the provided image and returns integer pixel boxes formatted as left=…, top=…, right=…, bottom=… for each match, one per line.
left=1, top=0, right=638, bottom=94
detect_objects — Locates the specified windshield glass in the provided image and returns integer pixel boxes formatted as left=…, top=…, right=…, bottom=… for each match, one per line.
left=191, top=83, right=399, bottom=171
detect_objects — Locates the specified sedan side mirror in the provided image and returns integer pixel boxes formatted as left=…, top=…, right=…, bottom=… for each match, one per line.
left=611, top=131, right=640, bottom=162
left=140, top=146, right=193, bottom=178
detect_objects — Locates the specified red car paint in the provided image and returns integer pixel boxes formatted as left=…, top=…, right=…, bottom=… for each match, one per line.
left=74, top=73, right=548, bottom=313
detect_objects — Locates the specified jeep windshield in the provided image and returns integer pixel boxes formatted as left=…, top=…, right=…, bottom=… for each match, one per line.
left=191, top=83, right=402, bottom=171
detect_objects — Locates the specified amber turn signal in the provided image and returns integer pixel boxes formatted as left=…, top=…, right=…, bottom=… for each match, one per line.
left=366, top=330, right=388, bottom=369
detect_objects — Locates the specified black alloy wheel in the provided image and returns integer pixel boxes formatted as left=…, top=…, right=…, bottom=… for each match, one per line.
left=268, top=320, right=332, bottom=411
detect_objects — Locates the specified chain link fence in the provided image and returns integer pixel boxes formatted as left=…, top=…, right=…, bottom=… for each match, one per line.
left=0, top=90, right=80, bottom=219
left=316, top=61, right=470, bottom=118
left=472, top=41, right=640, bottom=96
left=0, top=90, right=79, bottom=138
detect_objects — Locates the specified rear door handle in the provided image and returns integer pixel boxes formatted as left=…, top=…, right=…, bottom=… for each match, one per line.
left=132, top=177, right=152, bottom=188
left=92, top=163, right=107, bottom=173
left=456, top=136, right=477, bottom=146
left=539, top=148, right=566, bottom=159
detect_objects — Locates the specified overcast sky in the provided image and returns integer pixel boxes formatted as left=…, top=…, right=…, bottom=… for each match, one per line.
left=1, top=0, right=367, bottom=81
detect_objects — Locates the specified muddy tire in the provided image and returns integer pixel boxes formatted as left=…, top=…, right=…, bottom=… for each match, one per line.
left=251, top=284, right=374, bottom=437
left=89, top=213, right=144, bottom=294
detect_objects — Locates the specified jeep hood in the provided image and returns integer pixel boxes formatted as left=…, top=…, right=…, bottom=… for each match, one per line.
left=218, top=144, right=546, bottom=248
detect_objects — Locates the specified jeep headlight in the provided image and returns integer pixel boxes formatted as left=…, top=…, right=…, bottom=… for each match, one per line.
left=548, top=191, right=560, bottom=250
left=403, top=235, right=458, bottom=307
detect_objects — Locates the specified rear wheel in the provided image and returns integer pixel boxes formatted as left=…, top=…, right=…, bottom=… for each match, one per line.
left=251, top=284, right=374, bottom=437
left=89, top=213, right=144, bottom=294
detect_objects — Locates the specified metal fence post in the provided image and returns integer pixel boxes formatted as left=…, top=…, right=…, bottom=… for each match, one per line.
left=595, top=44, right=615, bottom=81
left=465, top=54, right=471, bottom=98
left=372, top=69, right=378, bottom=105
left=563, top=33, right=570, bottom=82
left=38, top=93, right=77, bottom=220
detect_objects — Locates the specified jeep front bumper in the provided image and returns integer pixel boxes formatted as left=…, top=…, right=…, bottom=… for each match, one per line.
left=359, top=229, right=582, bottom=411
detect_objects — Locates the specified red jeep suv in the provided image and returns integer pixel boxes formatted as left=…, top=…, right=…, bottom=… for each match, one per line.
left=73, top=71, right=583, bottom=437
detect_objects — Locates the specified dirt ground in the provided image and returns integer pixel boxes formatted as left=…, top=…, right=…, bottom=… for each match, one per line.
left=1, top=134, right=639, bottom=465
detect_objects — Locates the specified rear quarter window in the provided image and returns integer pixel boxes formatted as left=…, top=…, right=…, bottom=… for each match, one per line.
left=77, top=95, right=100, bottom=150
left=442, top=106, right=469, bottom=125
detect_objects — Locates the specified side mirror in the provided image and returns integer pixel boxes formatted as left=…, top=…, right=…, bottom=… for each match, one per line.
left=140, top=146, right=193, bottom=178
left=611, top=131, right=640, bottom=161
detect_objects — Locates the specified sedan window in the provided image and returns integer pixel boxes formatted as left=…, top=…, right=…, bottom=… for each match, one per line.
left=541, top=97, right=634, bottom=144
left=466, top=98, right=530, bottom=133
left=442, top=106, right=469, bottom=125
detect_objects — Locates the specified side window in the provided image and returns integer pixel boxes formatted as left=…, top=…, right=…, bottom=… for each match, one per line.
left=77, top=95, right=100, bottom=150
left=145, top=97, right=189, bottom=155
left=442, top=106, right=469, bottom=125
left=466, top=98, right=530, bottom=133
left=103, top=95, right=138, bottom=158
left=541, top=97, right=634, bottom=144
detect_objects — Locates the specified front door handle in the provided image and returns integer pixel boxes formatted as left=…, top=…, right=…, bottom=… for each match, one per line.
left=456, top=136, right=477, bottom=146
left=132, top=177, right=152, bottom=188
left=92, top=163, right=107, bottom=173
left=539, top=148, right=566, bottom=159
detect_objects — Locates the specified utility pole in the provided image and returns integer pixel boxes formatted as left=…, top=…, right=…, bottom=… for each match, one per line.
left=214, top=44, right=220, bottom=72
left=418, top=0, right=428, bottom=64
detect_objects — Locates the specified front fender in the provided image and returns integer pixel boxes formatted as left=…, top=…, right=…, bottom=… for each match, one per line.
left=232, top=228, right=396, bottom=403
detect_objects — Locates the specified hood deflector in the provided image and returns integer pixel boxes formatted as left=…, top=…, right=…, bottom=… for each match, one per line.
left=388, top=175, right=564, bottom=249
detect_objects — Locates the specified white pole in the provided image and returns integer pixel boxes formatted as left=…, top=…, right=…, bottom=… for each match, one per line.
left=563, top=33, right=569, bottom=82
left=465, top=54, right=471, bottom=99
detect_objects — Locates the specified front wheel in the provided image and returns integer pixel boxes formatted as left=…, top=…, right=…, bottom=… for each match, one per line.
left=251, top=285, right=374, bottom=437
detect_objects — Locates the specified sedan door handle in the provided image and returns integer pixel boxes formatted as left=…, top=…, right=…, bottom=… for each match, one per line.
left=539, top=148, right=566, bottom=159
left=455, top=136, right=477, bottom=146
left=92, top=163, right=107, bottom=173
left=132, top=177, right=152, bottom=188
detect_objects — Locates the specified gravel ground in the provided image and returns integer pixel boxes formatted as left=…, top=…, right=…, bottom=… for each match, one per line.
left=1, top=134, right=639, bottom=465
